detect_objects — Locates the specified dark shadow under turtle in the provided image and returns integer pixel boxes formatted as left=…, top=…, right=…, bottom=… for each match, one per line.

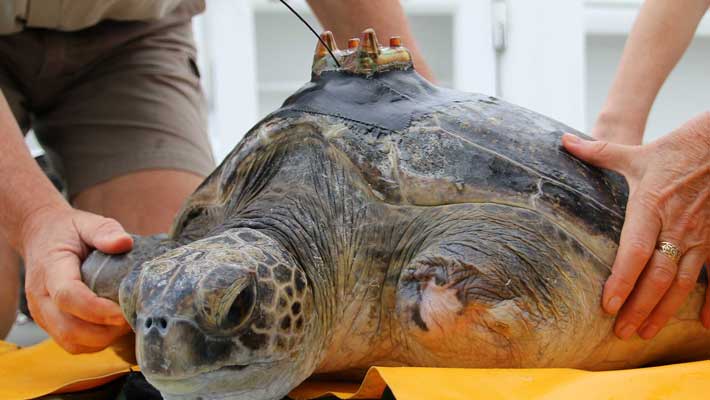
left=81, top=29, right=710, bottom=400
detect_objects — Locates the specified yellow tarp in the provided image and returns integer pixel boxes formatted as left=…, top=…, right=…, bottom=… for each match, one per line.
left=1, top=339, right=709, bottom=400
left=0, top=339, right=136, bottom=399
left=0, top=340, right=19, bottom=356
left=291, top=362, right=710, bottom=399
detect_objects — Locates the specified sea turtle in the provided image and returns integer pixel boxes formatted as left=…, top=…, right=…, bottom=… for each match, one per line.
left=81, top=29, right=710, bottom=400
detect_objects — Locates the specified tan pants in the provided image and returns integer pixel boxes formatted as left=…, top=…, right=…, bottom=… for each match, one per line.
left=0, top=2, right=215, bottom=197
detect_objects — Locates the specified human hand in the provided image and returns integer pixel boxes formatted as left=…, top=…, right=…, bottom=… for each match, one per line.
left=21, top=205, right=133, bottom=353
left=562, top=112, right=710, bottom=339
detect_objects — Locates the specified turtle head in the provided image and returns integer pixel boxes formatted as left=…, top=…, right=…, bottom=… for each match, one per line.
left=119, top=228, right=318, bottom=400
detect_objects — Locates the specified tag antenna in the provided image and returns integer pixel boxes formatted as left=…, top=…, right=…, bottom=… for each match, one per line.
left=279, top=0, right=341, bottom=67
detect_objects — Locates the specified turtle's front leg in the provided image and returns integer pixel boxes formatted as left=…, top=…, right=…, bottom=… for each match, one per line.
left=393, top=203, right=606, bottom=368
left=81, top=234, right=173, bottom=304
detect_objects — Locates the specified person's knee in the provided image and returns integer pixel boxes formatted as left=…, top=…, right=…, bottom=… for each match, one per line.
left=0, top=241, right=20, bottom=339
left=72, top=169, right=204, bottom=235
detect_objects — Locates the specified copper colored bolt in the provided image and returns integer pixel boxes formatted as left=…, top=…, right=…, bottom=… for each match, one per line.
left=321, top=31, right=338, bottom=51
left=348, top=38, right=360, bottom=49
left=359, top=28, right=380, bottom=54
left=315, top=41, right=328, bottom=58
left=315, top=31, right=338, bottom=59
left=389, top=36, right=402, bottom=47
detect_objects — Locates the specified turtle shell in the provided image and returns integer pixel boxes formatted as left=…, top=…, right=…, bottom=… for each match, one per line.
left=174, top=69, right=626, bottom=265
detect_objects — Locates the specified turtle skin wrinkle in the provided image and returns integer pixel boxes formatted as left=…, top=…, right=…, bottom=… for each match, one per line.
left=80, top=30, right=710, bottom=400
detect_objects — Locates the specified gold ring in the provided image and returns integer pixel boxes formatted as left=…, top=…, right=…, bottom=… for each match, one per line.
left=656, top=241, right=682, bottom=263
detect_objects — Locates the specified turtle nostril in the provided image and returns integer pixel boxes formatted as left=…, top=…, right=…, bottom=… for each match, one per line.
left=143, top=316, right=169, bottom=333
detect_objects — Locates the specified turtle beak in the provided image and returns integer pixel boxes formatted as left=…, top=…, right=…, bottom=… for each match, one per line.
left=136, top=312, right=232, bottom=378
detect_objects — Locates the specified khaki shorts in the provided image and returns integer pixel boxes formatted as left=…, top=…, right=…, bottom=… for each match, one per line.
left=0, top=2, right=214, bottom=198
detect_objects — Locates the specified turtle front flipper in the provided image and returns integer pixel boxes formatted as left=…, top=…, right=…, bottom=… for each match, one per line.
left=80, top=234, right=174, bottom=303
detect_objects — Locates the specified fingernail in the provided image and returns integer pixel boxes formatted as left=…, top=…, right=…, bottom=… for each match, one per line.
left=638, top=322, right=659, bottom=339
left=638, top=319, right=649, bottom=331
left=100, top=230, right=119, bottom=240
left=618, top=323, right=637, bottom=339
left=563, top=133, right=580, bottom=144
left=104, top=230, right=130, bottom=243
left=606, top=296, right=623, bottom=314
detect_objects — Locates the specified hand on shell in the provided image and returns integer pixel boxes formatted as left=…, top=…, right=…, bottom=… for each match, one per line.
left=563, top=112, right=710, bottom=340
left=21, top=206, right=132, bottom=353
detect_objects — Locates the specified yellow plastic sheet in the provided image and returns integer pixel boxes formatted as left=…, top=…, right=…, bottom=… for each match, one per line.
left=1, top=339, right=709, bottom=400
left=0, top=340, right=19, bottom=355
left=0, top=339, right=136, bottom=399
left=291, top=362, right=710, bottom=399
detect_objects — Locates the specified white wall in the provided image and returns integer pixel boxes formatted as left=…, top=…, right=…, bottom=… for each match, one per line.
left=193, top=2, right=258, bottom=163
left=498, top=0, right=587, bottom=131
left=585, top=1, right=710, bottom=142
left=586, top=36, right=710, bottom=142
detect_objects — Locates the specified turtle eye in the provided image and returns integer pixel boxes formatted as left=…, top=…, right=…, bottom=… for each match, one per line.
left=223, top=282, right=256, bottom=328
left=197, top=266, right=256, bottom=331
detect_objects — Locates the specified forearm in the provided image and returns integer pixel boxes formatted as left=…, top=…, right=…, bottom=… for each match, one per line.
left=598, top=0, right=710, bottom=143
left=0, top=93, right=68, bottom=252
left=306, top=0, right=435, bottom=82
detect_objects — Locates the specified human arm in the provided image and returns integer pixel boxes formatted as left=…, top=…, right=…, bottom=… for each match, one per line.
left=0, top=93, right=132, bottom=352
left=306, top=0, right=435, bottom=82
left=592, top=0, right=710, bottom=145
left=563, top=112, right=710, bottom=338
